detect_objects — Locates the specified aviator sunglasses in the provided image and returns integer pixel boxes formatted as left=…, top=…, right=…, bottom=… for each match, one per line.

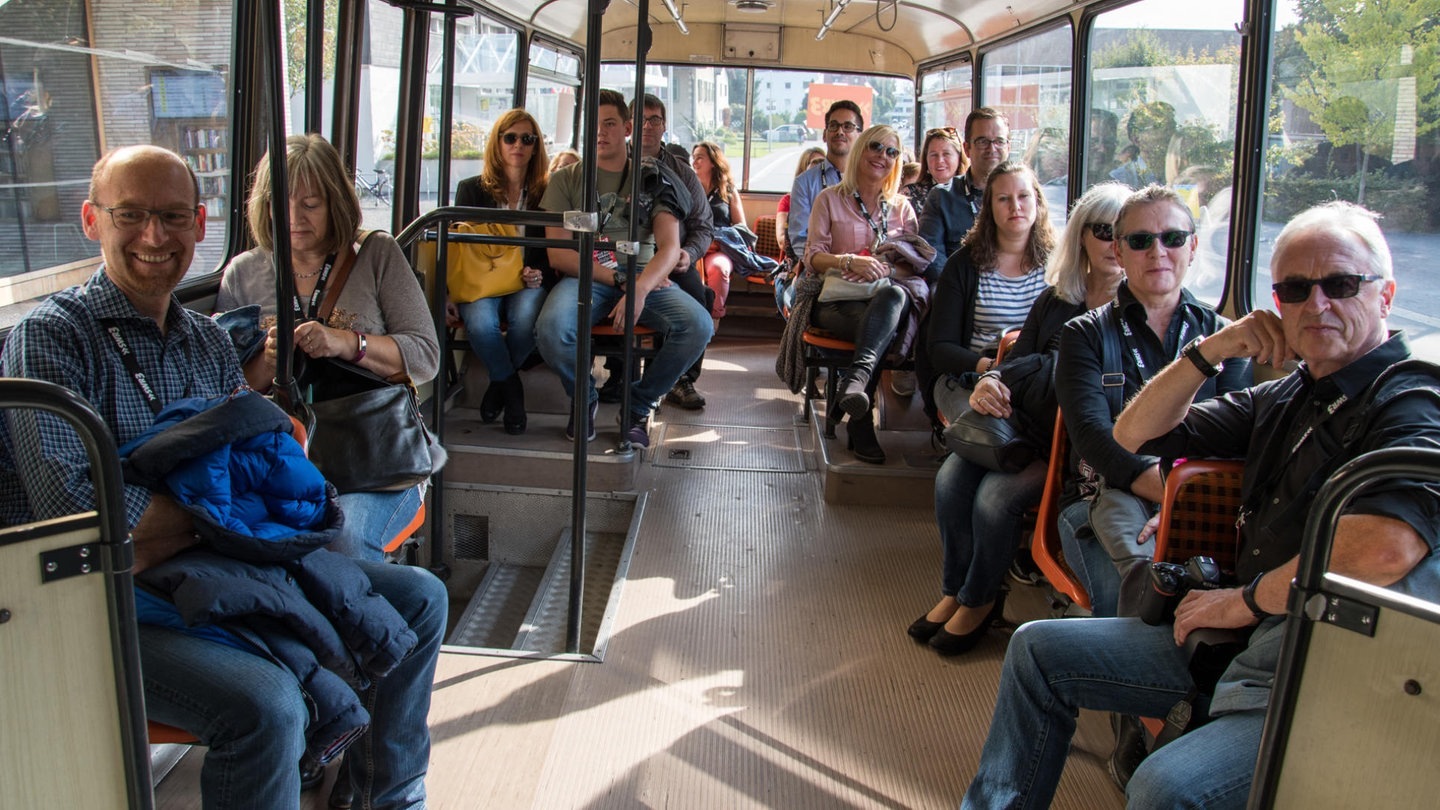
left=1272, top=273, right=1382, bottom=304
left=867, top=141, right=901, bottom=160
left=502, top=132, right=539, bottom=146
left=1118, top=229, right=1193, bottom=250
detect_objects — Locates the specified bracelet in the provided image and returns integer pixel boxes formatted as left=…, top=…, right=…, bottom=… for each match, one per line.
left=980, top=369, right=1003, bottom=382
left=353, top=331, right=367, bottom=363
left=1241, top=571, right=1271, bottom=620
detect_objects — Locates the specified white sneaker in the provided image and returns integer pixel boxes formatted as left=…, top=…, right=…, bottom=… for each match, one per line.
left=890, top=370, right=918, bottom=397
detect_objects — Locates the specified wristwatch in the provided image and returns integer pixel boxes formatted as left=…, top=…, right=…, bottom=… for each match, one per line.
left=612, top=270, right=628, bottom=290
left=1183, top=336, right=1222, bottom=378
left=1241, top=571, right=1272, bottom=620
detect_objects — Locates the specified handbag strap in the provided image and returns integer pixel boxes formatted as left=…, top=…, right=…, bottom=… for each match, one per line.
left=315, top=230, right=373, bottom=324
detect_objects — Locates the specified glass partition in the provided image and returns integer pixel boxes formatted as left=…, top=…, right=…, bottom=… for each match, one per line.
left=1088, top=1, right=1243, bottom=305
left=1260, top=1, right=1439, bottom=359
left=982, top=23, right=1073, bottom=226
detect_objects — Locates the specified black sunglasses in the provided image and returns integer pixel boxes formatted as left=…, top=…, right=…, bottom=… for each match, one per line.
left=1119, top=229, right=1192, bottom=250
left=501, top=132, right=539, bottom=146
left=867, top=141, right=901, bottom=160
left=1272, top=273, right=1382, bottom=304
left=1086, top=222, right=1114, bottom=242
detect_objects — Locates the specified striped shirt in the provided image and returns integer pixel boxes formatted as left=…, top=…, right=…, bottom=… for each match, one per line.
left=0, top=269, right=246, bottom=527
left=969, top=266, right=1048, bottom=354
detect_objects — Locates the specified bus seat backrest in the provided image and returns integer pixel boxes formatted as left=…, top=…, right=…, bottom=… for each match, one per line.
left=1030, top=409, right=1092, bottom=610
left=995, top=329, right=1021, bottom=365
left=1153, top=459, right=1246, bottom=576
left=754, top=215, right=783, bottom=261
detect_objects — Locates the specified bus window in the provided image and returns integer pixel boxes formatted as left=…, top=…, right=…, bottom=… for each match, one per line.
left=526, top=40, right=580, bottom=151
left=1261, top=2, right=1439, bottom=360
left=919, top=57, right=973, bottom=146
left=279, top=0, right=338, bottom=137
left=981, top=23, right=1073, bottom=226
left=359, top=0, right=403, bottom=232
left=423, top=12, right=518, bottom=218
left=0, top=0, right=235, bottom=328
left=597, top=63, right=744, bottom=174
left=746, top=69, right=914, bottom=192
left=1088, top=0, right=1244, bottom=307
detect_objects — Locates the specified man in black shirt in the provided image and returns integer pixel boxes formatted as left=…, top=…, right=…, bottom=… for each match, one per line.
left=961, top=201, right=1440, bottom=809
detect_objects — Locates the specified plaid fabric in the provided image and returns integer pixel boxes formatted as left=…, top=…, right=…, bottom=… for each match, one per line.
left=0, top=269, right=246, bottom=527
left=754, top=215, right=783, bottom=261
left=1161, top=462, right=1246, bottom=576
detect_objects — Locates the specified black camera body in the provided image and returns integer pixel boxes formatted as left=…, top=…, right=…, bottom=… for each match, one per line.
left=1139, top=556, right=1223, bottom=625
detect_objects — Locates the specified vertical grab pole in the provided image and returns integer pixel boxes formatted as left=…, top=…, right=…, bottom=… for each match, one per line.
left=260, top=0, right=302, bottom=419
left=566, top=0, right=613, bottom=654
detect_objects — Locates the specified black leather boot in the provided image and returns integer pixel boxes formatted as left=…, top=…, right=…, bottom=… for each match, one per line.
left=479, top=378, right=504, bottom=423
left=846, top=411, right=886, bottom=464
left=838, top=368, right=872, bottom=419
left=502, top=374, right=526, bottom=435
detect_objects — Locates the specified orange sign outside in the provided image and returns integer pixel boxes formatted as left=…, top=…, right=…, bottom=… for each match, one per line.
left=805, top=83, right=874, bottom=130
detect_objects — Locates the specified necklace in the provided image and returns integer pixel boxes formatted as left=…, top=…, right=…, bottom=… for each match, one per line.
left=294, top=267, right=322, bottom=280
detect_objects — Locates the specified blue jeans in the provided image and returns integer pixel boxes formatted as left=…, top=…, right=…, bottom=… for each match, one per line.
left=457, top=287, right=545, bottom=381
left=934, top=455, right=1046, bottom=605
left=535, top=276, right=713, bottom=415
left=962, top=617, right=1260, bottom=809
left=334, top=484, right=425, bottom=562
left=1058, top=499, right=1119, bottom=617
left=140, top=560, right=446, bottom=810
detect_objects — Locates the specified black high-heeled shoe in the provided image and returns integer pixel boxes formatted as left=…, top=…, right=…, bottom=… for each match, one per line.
left=479, top=379, right=504, bottom=423
left=928, top=594, right=1007, bottom=657
left=846, top=413, right=886, bottom=464
left=907, top=614, right=946, bottom=642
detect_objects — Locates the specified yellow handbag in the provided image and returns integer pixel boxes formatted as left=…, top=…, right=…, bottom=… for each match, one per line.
left=446, top=221, right=524, bottom=303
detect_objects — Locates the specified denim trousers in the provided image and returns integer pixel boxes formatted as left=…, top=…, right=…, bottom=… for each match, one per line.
left=139, top=560, right=447, bottom=809
left=1058, top=487, right=1158, bottom=618
left=458, top=286, right=546, bottom=381
left=535, top=276, right=713, bottom=415
left=934, top=454, right=1046, bottom=605
left=962, top=617, right=1262, bottom=810
left=333, top=484, right=425, bottom=562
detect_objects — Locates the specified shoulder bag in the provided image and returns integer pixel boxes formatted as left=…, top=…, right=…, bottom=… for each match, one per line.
left=446, top=221, right=524, bottom=303
left=941, top=376, right=1037, bottom=474
left=300, top=235, right=441, bottom=493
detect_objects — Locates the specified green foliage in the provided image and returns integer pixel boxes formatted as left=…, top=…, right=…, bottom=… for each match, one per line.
left=284, top=0, right=339, bottom=98
left=1285, top=0, right=1440, bottom=201
left=1265, top=170, right=1428, bottom=230
left=1093, top=30, right=1174, bottom=69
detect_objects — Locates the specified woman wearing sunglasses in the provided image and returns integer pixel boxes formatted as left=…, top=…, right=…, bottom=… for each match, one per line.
left=910, top=182, right=1129, bottom=655
left=802, top=124, right=931, bottom=463
left=449, top=109, right=553, bottom=435
left=903, top=127, right=967, bottom=217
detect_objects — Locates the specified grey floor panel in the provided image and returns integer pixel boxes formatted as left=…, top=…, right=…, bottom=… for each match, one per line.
left=653, top=422, right=806, bottom=473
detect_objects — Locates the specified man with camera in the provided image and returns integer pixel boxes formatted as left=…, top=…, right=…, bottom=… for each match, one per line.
left=960, top=201, right=1440, bottom=809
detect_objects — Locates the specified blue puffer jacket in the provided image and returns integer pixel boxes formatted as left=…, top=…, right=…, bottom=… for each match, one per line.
left=124, top=392, right=419, bottom=764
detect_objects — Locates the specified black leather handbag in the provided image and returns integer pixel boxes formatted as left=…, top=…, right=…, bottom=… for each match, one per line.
left=941, top=383, right=1037, bottom=474
left=304, top=358, right=437, bottom=493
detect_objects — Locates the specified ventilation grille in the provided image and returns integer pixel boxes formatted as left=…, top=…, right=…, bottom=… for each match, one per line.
left=453, top=513, right=490, bottom=561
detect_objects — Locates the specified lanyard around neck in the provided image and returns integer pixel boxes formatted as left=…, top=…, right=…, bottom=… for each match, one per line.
left=1111, top=303, right=1189, bottom=379
left=291, top=252, right=338, bottom=322
left=101, top=319, right=188, bottom=416
left=852, top=191, right=889, bottom=251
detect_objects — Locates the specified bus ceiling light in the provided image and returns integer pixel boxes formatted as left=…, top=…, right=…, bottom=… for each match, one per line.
left=816, top=0, right=851, bottom=41
left=733, top=0, right=773, bottom=11
left=661, top=0, right=690, bottom=35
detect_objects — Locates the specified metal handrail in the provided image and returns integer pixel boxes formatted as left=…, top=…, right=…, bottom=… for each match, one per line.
left=1250, top=446, right=1440, bottom=808
left=0, top=377, right=152, bottom=809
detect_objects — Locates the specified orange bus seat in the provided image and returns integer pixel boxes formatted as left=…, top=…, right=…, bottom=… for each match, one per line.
left=1029, top=411, right=1091, bottom=610
left=753, top=214, right=783, bottom=261
left=1153, top=458, right=1246, bottom=574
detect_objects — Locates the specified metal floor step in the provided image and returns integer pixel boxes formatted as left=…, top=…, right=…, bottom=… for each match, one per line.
left=512, top=528, right=628, bottom=656
left=446, top=560, right=548, bottom=649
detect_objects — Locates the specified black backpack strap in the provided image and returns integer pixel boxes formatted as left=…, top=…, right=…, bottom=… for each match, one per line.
left=1101, top=301, right=1127, bottom=418
left=1342, top=359, right=1440, bottom=446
